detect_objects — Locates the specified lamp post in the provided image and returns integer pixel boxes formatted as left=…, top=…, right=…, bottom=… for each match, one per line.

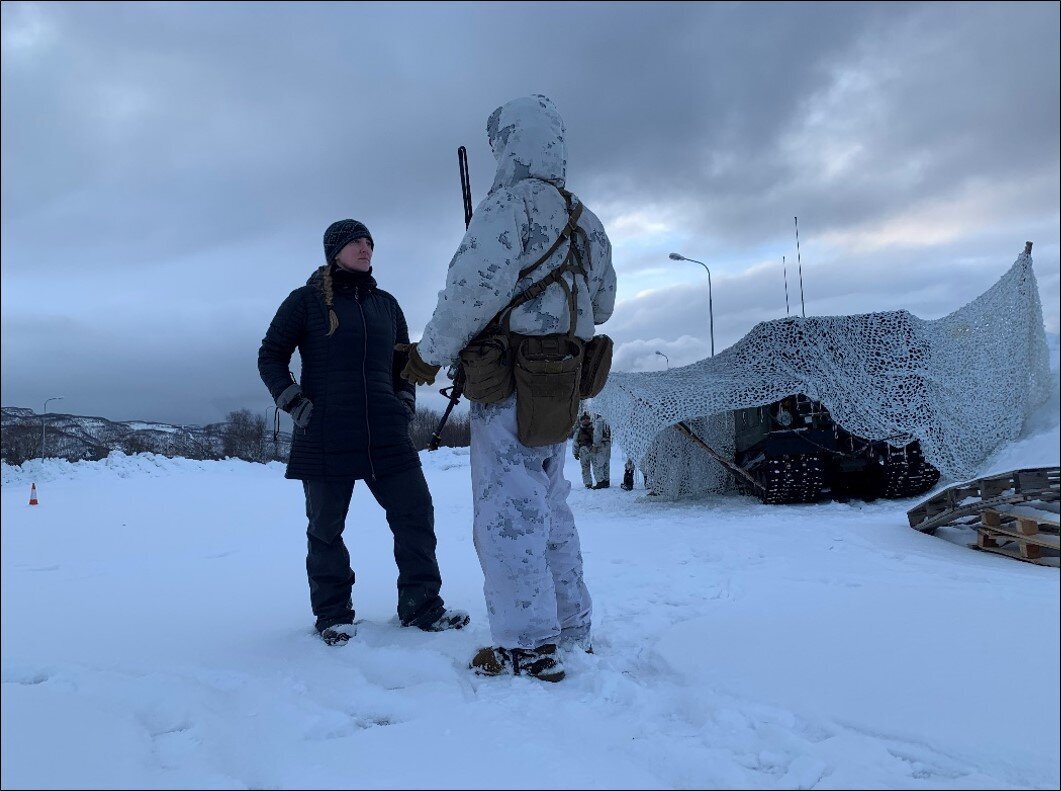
left=655, top=350, right=670, bottom=369
left=41, top=396, right=64, bottom=458
left=669, top=252, right=714, bottom=357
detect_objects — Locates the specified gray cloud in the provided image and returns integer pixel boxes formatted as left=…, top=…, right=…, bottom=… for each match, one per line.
left=611, top=231, right=1061, bottom=373
left=2, top=1, right=1058, bottom=425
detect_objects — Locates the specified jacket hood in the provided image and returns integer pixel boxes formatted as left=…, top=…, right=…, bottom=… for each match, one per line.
left=486, top=94, right=567, bottom=193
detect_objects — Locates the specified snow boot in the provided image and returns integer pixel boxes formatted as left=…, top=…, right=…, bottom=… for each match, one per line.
left=470, top=646, right=512, bottom=676
left=593, top=481, right=610, bottom=489
left=417, top=608, right=470, bottom=632
left=319, top=622, right=356, bottom=646
left=470, top=644, right=566, bottom=682
left=514, top=644, right=566, bottom=681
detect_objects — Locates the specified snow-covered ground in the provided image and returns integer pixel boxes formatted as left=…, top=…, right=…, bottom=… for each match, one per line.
left=3, top=406, right=1059, bottom=788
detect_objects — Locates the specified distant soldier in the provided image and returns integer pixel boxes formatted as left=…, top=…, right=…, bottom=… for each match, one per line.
left=593, top=414, right=612, bottom=488
left=621, top=456, right=650, bottom=492
left=572, top=412, right=595, bottom=488
left=572, top=412, right=610, bottom=489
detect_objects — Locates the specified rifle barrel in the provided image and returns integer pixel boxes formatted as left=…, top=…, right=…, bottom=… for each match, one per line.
left=459, top=146, right=472, bottom=229
left=429, top=145, right=474, bottom=452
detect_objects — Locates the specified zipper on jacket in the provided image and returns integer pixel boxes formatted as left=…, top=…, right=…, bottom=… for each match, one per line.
left=355, top=289, right=377, bottom=482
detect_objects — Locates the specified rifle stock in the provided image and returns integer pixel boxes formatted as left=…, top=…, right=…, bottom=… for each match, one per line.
left=428, top=369, right=466, bottom=452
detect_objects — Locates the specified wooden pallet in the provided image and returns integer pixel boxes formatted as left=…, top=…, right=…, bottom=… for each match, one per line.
left=907, top=467, right=1060, bottom=534
left=981, top=507, right=1059, bottom=536
left=971, top=541, right=1061, bottom=568
left=974, top=508, right=1060, bottom=565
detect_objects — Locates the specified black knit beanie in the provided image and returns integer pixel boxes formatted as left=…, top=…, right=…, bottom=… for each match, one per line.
left=323, top=219, right=374, bottom=262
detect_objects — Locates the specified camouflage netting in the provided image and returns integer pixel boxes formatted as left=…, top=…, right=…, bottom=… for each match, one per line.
left=593, top=248, right=1052, bottom=499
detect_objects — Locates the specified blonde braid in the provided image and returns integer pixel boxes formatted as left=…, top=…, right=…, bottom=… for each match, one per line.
left=319, top=264, right=340, bottom=336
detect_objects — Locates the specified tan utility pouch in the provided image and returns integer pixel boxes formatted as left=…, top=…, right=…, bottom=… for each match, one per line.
left=579, top=334, right=613, bottom=398
left=513, top=334, right=584, bottom=447
left=459, top=329, right=514, bottom=404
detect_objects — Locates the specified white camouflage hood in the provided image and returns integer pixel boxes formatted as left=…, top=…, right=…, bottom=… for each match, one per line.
left=486, top=95, right=567, bottom=193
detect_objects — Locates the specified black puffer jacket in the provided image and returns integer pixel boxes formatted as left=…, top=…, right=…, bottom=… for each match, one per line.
left=258, top=266, right=419, bottom=481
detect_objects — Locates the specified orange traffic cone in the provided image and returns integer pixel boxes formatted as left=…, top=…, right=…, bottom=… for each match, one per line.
left=29, top=483, right=39, bottom=506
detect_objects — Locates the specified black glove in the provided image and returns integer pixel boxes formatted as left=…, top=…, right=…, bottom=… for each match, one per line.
left=277, top=382, right=314, bottom=429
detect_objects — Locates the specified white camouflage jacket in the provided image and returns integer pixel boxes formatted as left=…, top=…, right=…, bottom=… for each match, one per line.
left=593, top=415, right=612, bottom=447
left=418, top=95, right=617, bottom=367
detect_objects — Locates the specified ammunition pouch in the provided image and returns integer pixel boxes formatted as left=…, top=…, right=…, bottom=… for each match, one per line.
left=512, top=334, right=584, bottom=447
left=579, top=334, right=613, bottom=398
left=459, top=329, right=514, bottom=404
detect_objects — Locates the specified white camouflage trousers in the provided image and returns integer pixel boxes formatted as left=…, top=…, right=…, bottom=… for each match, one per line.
left=470, top=394, right=592, bottom=650
left=577, top=444, right=611, bottom=487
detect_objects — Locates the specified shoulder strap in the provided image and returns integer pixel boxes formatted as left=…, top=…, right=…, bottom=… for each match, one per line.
left=500, top=188, right=587, bottom=339
left=517, top=196, right=583, bottom=280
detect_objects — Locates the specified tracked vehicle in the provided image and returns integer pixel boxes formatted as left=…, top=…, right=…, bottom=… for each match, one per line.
left=733, top=395, right=940, bottom=504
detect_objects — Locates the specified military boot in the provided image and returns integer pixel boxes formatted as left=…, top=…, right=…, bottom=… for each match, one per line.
left=470, top=646, right=512, bottom=676
left=512, top=644, right=566, bottom=682
left=470, top=644, right=566, bottom=682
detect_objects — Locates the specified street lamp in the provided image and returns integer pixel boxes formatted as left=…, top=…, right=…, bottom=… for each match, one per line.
left=669, top=252, right=714, bottom=357
left=41, top=396, right=64, bottom=458
left=655, top=350, right=670, bottom=369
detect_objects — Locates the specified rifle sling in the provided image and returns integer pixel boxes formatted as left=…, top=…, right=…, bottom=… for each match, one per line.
left=518, top=199, right=584, bottom=280
left=494, top=189, right=587, bottom=342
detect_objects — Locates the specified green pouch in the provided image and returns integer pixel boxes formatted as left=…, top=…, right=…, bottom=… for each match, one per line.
left=459, top=331, right=514, bottom=404
left=579, top=334, right=613, bottom=398
left=513, top=334, right=584, bottom=447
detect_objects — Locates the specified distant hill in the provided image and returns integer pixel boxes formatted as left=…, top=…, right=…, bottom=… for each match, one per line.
left=0, top=407, right=291, bottom=465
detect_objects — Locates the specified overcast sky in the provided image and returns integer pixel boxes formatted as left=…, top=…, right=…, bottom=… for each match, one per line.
left=2, top=1, right=1058, bottom=426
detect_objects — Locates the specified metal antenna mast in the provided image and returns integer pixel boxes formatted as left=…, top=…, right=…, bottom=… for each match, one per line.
left=782, top=254, right=790, bottom=316
left=794, top=216, right=806, bottom=317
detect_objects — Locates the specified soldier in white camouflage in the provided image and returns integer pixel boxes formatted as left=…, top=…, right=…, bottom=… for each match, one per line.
left=572, top=412, right=611, bottom=489
left=400, top=95, right=616, bottom=681
left=592, top=413, right=612, bottom=488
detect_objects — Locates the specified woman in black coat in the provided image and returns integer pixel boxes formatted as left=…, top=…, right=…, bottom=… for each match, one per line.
left=258, top=219, right=468, bottom=645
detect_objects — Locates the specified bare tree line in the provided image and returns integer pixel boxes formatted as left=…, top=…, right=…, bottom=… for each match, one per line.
left=1, top=406, right=470, bottom=465
left=408, top=408, right=471, bottom=451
